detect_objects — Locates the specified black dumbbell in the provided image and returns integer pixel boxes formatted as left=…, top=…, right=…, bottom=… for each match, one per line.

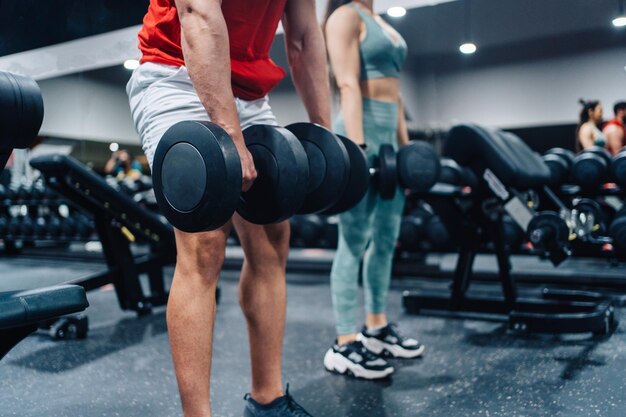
left=611, top=147, right=626, bottom=189
left=295, top=215, right=324, bottom=247
left=570, top=198, right=606, bottom=240
left=610, top=208, right=626, bottom=258
left=61, top=216, right=77, bottom=238
left=571, top=146, right=612, bottom=189
left=424, top=213, right=451, bottom=251
left=47, top=215, right=62, bottom=237
left=20, top=215, right=35, bottom=237
left=33, top=215, right=47, bottom=238
left=0, top=216, right=7, bottom=235
left=16, top=184, right=32, bottom=201
left=75, top=214, right=93, bottom=239
left=398, top=205, right=434, bottom=251
left=322, top=139, right=441, bottom=215
left=502, top=214, right=524, bottom=250
left=371, top=142, right=440, bottom=200
left=527, top=211, right=569, bottom=252
left=30, top=182, right=46, bottom=201
left=439, top=158, right=464, bottom=186
left=542, top=148, right=575, bottom=185
left=7, top=216, right=20, bottom=236
left=153, top=121, right=349, bottom=233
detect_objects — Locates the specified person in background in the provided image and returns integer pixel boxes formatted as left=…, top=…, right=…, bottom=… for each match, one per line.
left=322, top=0, right=424, bottom=381
left=576, top=99, right=605, bottom=151
left=603, top=101, right=626, bottom=155
left=105, top=149, right=143, bottom=180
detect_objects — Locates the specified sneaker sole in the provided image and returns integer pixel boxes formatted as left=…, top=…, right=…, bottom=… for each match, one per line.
left=323, top=349, right=394, bottom=380
left=358, top=334, right=425, bottom=359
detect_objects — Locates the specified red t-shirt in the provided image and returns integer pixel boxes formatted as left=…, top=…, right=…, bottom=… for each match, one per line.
left=138, top=0, right=287, bottom=100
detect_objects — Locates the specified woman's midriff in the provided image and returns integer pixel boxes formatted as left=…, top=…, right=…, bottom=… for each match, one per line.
left=360, top=77, right=400, bottom=103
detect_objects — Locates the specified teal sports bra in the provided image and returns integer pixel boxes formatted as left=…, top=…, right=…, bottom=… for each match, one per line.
left=348, top=3, right=407, bottom=80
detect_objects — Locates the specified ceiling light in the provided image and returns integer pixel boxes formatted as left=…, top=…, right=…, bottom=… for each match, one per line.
left=613, top=16, right=626, bottom=27
left=123, top=59, right=140, bottom=70
left=387, top=6, right=406, bottom=17
left=459, top=42, right=477, bottom=54
left=109, top=142, right=119, bottom=152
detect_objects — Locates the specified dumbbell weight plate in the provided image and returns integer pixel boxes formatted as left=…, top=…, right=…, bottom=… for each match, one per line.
left=527, top=211, right=569, bottom=251
left=612, top=151, right=626, bottom=189
left=571, top=198, right=605, bottom=238
left=377, top=144, right=398, bottom=200
left=237, top=125, right=309, bottom=224
left=439, top=158, right=464, bottom=185
left=285, top=123, right=350, bottom=214
left=609, top=208, right=626, bottom=258
left=321, top=134, right=369, bottom=215
left=542, top=153, right=569, bottom=186
left=397, top=141, right=441, bottom=192
left=153, top=121, right=242, bottom=233
left=572, top=146, right=612, bottom=189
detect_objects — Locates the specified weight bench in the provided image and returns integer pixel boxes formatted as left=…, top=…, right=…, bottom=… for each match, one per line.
left=403, top=124, right=615, bottom=335
left=0, top=70, right=88, bottom=358
left=31, top=155, right=175, bottom=316
left=0, top=285, right=88, bottom=358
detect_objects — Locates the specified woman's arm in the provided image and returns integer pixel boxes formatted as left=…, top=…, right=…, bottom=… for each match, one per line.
left=282, top=0, right=331, bottom=128
left=325, top=7, right=365, bottom=145
left=396, top=96, right=410, bottom=147
left=578, top=124, right=595, bottom=150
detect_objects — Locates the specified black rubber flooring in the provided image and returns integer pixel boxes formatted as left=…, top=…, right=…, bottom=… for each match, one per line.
left=1, top=256, right=626, bottom=417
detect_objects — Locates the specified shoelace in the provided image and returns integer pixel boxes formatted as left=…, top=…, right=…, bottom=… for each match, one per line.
left=353, top=341, right=382, bottom=362
left=388, top=323, right=402, bottom=339
left=284, top=384, right=313, bottom=417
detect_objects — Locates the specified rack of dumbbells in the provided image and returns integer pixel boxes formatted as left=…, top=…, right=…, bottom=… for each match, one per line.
left=400, top=124, right=617, bottom=335
left=541, top=146, right=626, bottom=262
left=0, top=180, right=96, bottom=253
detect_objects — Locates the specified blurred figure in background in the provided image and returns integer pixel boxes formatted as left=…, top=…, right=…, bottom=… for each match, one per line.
left=105, top=149, right=143, bottom=180
left=576, top=99, right=605, bottom=151
left=603, top=101, right=626, bottom=155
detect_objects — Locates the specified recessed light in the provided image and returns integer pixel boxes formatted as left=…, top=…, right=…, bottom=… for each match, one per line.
left=387, top=6, right=406, bottom=17
left=459, top=42, right=477, bottom=54
left=109, top=143, right=119, bottom=152
left=613, top=16, right=626, bottom=27
left=123, top=59, right=140, bottom=70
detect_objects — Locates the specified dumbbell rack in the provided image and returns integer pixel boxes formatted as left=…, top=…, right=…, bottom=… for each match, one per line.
left=0, top=189, right=96, bottom=251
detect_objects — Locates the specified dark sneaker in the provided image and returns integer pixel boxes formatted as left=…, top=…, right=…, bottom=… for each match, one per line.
left=359, top=323, right=424, bottom=359
left=323, top=340, right=394, bottom=379
left=243, top=384, right=314, bottom=417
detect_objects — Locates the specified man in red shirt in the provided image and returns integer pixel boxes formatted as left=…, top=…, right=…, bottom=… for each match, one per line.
left=603, top=101, right=626, bottom=155
left=127, top=1, right=330, bottom=416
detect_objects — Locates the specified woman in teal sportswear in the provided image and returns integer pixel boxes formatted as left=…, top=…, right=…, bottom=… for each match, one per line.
left=322, top=0, right=425, bottom=380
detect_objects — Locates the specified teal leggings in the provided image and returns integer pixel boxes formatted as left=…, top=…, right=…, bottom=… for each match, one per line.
left=330, top=98, right=406, bottom=335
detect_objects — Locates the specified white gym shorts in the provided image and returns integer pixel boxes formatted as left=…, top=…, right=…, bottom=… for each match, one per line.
left=126, top=62, right=278, bottom=168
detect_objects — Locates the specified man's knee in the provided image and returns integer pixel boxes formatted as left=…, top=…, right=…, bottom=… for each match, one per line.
left=174, top=229, right=228, bottom=279
left=238, top=221, right=290, bottom=267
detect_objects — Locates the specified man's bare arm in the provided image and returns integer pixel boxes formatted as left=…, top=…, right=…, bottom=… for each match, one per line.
left=282, top=0, right=331, bottom=128
left=175, top=0, right=256, bottom=189
left=603, top=125, right=624, bottom=155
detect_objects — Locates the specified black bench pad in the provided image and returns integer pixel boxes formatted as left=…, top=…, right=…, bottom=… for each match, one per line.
left=444, top=124, right=551, bottom=189
left=0, top=285, right=88, bottom=330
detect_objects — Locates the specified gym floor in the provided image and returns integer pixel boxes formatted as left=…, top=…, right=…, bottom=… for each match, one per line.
left=1, top=255, right=626, bottom=417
